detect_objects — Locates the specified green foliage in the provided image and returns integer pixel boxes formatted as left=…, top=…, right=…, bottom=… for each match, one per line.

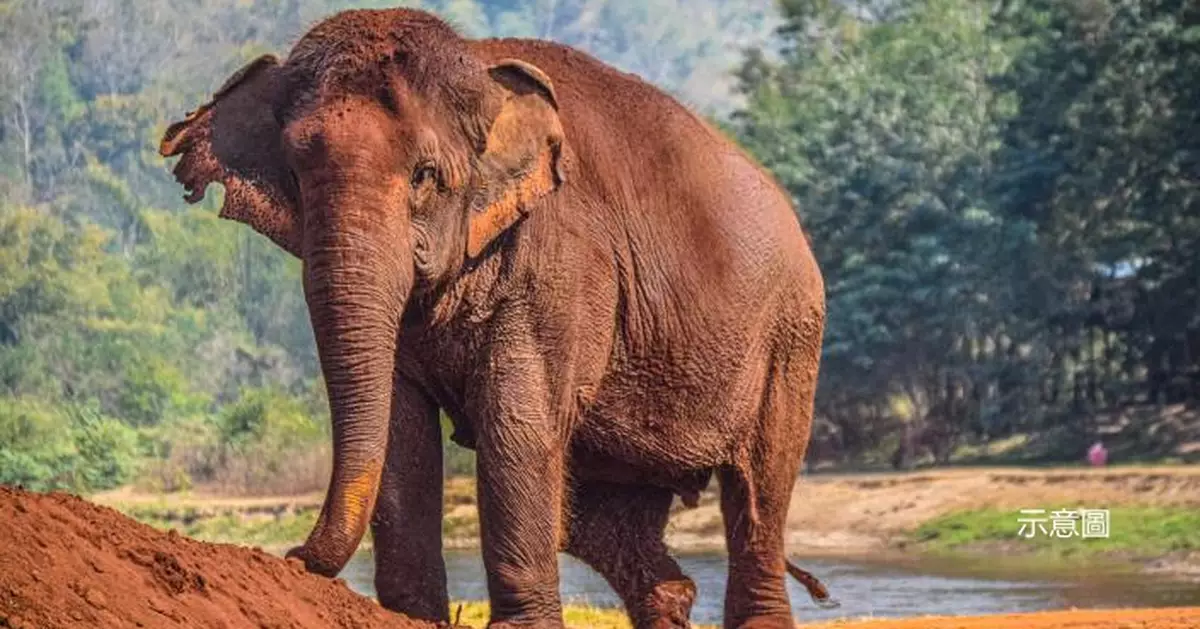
left=0, top=397, right=138, bottom=492
left=134, top=388, right=331, bottom=495
left=991, top=0, right=1200, bottom=408
left=125, top=504, right=321, bottom=548
left=218, top=387, right=327, bottom=448
left=735, top=0, right=1200, bottom=463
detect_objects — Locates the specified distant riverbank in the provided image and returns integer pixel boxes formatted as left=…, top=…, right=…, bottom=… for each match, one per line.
left=94, top=465, right=1200, bottom=579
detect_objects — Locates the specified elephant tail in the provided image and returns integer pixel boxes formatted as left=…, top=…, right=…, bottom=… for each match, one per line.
left=786, top=559, right=841, bottom=609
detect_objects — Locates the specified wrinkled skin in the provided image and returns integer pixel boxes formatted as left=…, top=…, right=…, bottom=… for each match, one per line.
left=160, top=9, right=829, bottom=629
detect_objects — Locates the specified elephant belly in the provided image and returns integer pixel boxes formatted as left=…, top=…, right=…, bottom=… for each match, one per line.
left=567, top=440, right=714, bottom=505
left=570, top=376, right=753, bottom=486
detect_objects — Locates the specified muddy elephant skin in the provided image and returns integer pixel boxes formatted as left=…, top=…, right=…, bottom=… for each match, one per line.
left=160, top=8, right=826, bottom=629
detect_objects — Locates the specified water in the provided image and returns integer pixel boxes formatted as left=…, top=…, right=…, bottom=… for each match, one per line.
left=339, top=550, right=1200, bottom=624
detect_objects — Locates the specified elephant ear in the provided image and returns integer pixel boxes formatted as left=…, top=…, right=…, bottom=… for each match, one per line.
left=466, top=59, right=568, bottom=259
left=159, top=54, right=302, bottom=258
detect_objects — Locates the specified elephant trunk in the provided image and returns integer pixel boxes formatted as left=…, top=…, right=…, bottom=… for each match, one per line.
left=287, top=190, right=412, bottom=577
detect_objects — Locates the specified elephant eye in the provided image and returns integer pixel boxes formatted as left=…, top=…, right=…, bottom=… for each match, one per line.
left=411, top=163, right=437, bottom=190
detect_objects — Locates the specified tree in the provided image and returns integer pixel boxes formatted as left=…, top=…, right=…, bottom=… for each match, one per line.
left=735, top=0, right=1047, bottom=457
left=994, top=0, right=1200, bottom=408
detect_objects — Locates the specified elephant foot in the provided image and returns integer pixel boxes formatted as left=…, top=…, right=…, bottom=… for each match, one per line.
left=486, top=618, right=564, bottom=629
left=725, top=614, right=796, bottom=629
left=633, top=578, right=696, bottom=629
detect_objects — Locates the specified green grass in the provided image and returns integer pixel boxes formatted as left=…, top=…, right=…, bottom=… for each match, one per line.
left=451, top=601, right=629, bottom=628
left=912, top=506, right=1200, bottom=560
left=114, top=478, right=485, bottom=549
left=443, top=509, right=480, bottom=540
left=121, top=505, right=319, bottom=548
left=449, top=601, right=719, bottom=629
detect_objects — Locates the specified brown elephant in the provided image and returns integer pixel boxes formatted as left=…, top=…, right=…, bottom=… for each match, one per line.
left=160, top=8, right=832, bottom=629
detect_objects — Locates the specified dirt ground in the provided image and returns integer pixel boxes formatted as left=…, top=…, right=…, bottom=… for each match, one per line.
left=4, top=484, right=1200, bottom=628
left=0, top=486, right=433, bottom=629
left=91, top=465, right=1200, bottom=575
left=94, top=465, right=1200, bottom=556
left=666, top=465, right=1200, bottom=556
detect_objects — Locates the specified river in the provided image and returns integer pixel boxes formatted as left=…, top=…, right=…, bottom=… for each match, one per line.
left=339, top=550, right=1200, bottom=624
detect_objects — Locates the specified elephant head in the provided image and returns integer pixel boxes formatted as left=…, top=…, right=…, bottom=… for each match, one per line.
left=159, top=9, right=567, bottom=577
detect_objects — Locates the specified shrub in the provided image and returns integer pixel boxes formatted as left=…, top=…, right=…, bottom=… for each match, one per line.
left=134, top=414, right=222, bottom=492
left=211, top=388, right=331, bottom=495
left=0, top=397, right=138, bottom=492
left=131, top=388, right=332, bottom=495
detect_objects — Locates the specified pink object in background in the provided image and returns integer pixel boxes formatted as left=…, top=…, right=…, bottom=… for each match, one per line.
left=1088, top=441, right=1108, bottom=466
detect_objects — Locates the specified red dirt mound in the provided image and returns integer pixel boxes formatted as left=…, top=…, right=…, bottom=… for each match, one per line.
left=0, top=486, right=435, bottom=629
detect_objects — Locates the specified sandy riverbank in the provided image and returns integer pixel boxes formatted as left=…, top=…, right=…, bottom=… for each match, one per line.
left=668, top=466, right=1200, bottom=573
left=92, top=465, right=1200, bottom=575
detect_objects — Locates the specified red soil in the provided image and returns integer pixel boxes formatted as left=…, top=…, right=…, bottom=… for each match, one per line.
left=0, top=486, right=435, bottom=629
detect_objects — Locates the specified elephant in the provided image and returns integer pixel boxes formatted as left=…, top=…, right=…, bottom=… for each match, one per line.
left=160, top=8, right=833, bottom=629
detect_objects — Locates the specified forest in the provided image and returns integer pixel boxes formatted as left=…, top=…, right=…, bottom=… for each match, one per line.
left=0, top=0, right=1196, bottom=494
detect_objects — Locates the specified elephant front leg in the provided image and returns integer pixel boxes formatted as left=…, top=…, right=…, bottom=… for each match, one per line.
left=474, top=351, right=566, bottom=628
left=371, top=376, right=449, bottom=622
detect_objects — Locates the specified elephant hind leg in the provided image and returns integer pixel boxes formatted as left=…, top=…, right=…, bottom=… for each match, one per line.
left=563, top=481, right=696, bottom=629
left=717, top=463, right=795, bottom=629
left=718, top=353, right=819, bottom=629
